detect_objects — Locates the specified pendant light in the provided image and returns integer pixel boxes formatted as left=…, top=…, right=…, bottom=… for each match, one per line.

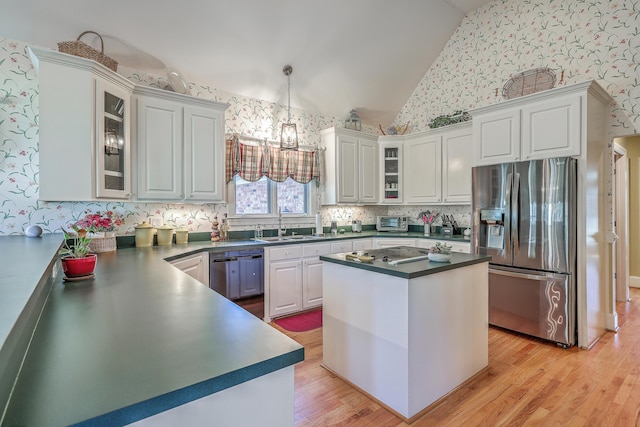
left=280, top=64, right=298, bottom=150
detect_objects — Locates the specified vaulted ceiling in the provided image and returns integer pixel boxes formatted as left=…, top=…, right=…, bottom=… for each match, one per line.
left=2, top=0, right=493, bottom=126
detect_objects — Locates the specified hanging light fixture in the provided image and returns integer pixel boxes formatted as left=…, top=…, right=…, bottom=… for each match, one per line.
left=280, top=64, right=298, bottom=150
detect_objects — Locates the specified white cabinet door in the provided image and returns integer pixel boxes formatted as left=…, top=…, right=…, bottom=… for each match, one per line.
left=184, top=105, right=225, bottom=201
left=442, top=126, right=472, bottom=204
left=378, top=140, right=403, bottom=204
left=521, top=94, right=581, bottom=160
left=302, top=258, right=324, bottom=309
left=404, top=134, right=441, bottom=204
left=358, top=139, right=379, bottom=204
left=337, top=134, right=359, bottom=203
left=96, top=80, right=132, bottom=199
left=170, top=252, right=209, bottom=285
left=136, top=96, right=183, bottom=200
left=473, top=108, right=521, bottom=166
left=269, top=260, right=302, bottom=317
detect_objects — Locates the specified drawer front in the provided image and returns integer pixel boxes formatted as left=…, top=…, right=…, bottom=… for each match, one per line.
left=269, top=245, right=303, bottom=261
left=302, top=242, right=332, bottom=257
left=330, top=240, right=353, bottom=254
left=419, top=239, right=470, bottom=253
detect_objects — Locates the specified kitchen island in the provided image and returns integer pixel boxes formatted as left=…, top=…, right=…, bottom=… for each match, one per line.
left=320, top=247, right=490, bottom=422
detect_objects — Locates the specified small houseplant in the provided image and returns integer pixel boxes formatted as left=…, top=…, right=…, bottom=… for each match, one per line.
left=428, top=242, right=452, bottom=262
left=59, top=225, right=97, bottom=278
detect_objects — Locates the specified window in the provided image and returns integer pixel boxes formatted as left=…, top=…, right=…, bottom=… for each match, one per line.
left=232, top=175, right=313, bottom=217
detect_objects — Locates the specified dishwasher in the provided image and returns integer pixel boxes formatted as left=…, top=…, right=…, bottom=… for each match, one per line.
left=209, top=249, right=264, bottom=300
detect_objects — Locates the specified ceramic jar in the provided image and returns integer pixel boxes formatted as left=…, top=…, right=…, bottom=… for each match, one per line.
left=175, top=227, right=189, bottom=244
left=135, top=222, right=155, bottom=247
left=156, top=225, right=174, bottom=246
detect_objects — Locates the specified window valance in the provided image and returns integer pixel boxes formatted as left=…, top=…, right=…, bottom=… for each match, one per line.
left=225, top=136, right=322, bottom=184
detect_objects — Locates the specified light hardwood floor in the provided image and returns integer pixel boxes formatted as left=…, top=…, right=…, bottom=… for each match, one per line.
left=271, top=288, right=640, bottom=426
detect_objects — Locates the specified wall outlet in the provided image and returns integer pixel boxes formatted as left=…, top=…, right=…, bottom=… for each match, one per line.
left=149, top=216, right=163, bottom=227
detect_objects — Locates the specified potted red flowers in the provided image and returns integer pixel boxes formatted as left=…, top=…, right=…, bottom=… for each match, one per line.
left=59, top=226, right=97, bottom=280
left=74, top=210, right=124, bottom=252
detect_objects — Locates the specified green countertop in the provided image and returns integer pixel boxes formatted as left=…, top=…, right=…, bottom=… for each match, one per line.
left=320, top=247, right=490, bottom=279
left=0, top=236, right=303, bottom=427
left=0, top=231, right=470, bottom=426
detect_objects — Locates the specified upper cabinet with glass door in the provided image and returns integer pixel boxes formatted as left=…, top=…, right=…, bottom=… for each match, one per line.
left=378, top=137, right=403, bottom=204
left=29, top=47, right=135, bottom=201
left=97, top=81, right=131, bottom=199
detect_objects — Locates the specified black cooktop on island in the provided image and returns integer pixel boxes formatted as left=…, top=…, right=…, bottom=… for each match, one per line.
left=356, top=246, right=430, bottom=263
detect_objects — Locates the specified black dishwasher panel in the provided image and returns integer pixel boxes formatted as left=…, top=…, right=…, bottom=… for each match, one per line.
left=210, top=249, right=263, bottom=300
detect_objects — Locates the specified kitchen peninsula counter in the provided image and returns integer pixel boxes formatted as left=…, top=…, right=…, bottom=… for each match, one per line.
left=0, top=236, right=303, bottom=427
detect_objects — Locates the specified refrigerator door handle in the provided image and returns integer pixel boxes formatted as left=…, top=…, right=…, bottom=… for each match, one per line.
left=511, top=172, right=520, bottom=254
left=505, top=172, right=513, bottom=253
left=490, top=266, right=568, bottom=282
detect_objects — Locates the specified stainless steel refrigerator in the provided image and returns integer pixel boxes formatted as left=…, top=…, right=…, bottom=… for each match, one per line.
left=472, top=157, right=576, bottom=347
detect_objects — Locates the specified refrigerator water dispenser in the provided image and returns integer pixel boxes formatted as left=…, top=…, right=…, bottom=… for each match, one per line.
left=480, top=209, right=504, bottom=249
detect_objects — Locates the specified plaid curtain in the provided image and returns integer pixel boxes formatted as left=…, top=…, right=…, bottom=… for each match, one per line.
left=226, top=136, right=321, bottom=184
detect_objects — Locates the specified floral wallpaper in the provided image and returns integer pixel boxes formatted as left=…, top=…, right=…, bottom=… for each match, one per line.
left=2, top=0, right=639, bottom=236
left=395, top=0, right=639, bottom=133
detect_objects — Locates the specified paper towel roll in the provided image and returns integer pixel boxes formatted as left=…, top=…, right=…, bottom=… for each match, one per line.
left=315, top=213, right=323, bottom=235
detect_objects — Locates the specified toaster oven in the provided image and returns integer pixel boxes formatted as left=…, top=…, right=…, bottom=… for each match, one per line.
left=376, top=215, right=408, bottom=232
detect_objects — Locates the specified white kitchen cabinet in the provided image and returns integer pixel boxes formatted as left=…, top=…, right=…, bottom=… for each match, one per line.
left=417, top=239, right=471, bottom=253
left=404, top=133, right=441, bottom=204
left=269, top=259, right=303, bottom=318
left=378, top=139, right=403, bottom=204
left=133, top=85, right=228, bottom=202
left=379, top=122, right=472, bottom=205
left=472, top=86, right=583, bottom=166
left=30, top=47, right=135, bottom=201
left=442, top=126, right=473, bottom=203
left=353, top=238, right=374, bottom=251
left=266, top=243, right=336, bottom=320
left=169, top=252, right=209, bottom=285
left=302, top=242, right=332, bottom=309
left=472, top=109, right=520, bottom=166
left=373, top=238, right=418, bottom=249
left=321, top=127, right=378, bottom=204
left=521, top=94, right=581, bottom=160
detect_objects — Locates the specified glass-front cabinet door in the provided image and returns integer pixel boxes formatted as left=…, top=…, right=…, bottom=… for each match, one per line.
left=96, top=80, right=131, bottom=199
left=378, top=140, right=402, bottom=204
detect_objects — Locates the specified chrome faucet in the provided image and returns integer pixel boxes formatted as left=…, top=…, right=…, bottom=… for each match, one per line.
left=278, top=207, right=286, bottom=237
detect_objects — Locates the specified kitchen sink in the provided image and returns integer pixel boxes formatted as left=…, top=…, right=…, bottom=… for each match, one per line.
left=254, top=235, right=322, bottom=243
left=253, top=236, right=284, bottom=243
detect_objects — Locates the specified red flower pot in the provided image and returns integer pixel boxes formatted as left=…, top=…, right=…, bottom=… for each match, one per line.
left=61, top=254, right=97, bottom=277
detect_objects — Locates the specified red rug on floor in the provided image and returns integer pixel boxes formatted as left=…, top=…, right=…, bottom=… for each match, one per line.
left=274, top=308, right=322, bottom=332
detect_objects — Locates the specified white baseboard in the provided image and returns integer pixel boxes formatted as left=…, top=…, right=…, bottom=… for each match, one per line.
left=606, top=312, right=619, bottom=332
left=630, top=276, right=640, bottom=288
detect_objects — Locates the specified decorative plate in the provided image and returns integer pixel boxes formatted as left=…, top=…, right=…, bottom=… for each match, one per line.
left=502, top=67, right=556, bottom=100
left=166, top=68, right=191, bottom=95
